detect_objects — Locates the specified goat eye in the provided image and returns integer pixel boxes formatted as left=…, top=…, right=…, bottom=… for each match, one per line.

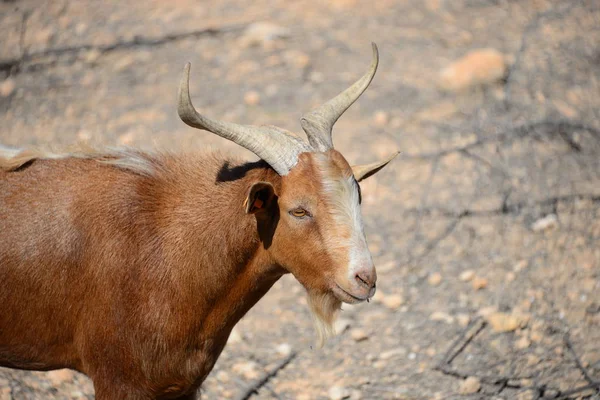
left=290, top=208, right=308, bottom=218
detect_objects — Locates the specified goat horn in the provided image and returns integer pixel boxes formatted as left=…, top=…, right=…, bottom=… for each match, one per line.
left=178, top=63, right=312, bottom=175
left=300, top=43, right=379, bottom=151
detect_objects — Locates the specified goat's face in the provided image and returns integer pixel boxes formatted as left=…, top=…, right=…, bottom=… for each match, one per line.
left=245, top=150, right=385, bottom=305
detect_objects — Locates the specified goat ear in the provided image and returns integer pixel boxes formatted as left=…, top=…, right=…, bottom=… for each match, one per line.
left=352, top=151, right=399, bottom=182
left=244, top=182, right=275, bottom=214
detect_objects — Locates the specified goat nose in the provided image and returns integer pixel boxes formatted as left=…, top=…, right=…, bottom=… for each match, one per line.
left=355, top=268, right=376, bottom=289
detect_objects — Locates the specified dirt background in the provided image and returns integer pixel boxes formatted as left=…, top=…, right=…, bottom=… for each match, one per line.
left=1, top=0, right=599, bottom=399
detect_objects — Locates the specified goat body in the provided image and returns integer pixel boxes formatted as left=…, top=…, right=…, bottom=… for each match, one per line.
left=0, top=152, right=282, bottom=398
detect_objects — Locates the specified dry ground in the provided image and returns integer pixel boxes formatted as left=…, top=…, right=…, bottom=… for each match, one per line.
left=1, top=0, right=599, bottom=399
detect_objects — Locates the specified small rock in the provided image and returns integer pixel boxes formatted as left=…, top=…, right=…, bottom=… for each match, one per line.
left=486, top=312, right=529, bottom=333
left=505, top=272, right=516, bottom=282
left=244, top=91, right=260, bottom=106
left=428, top=272, right=442, bottom=286
left=84, top=49, right=102, bottom=63
left=0, top=79, right=16, bottom=97
left=276, top=343, right=292, bottom=356
left=439, top=48, right=507, bottom=91
left=456, top=314, right=471, bottom=327
left=459, top=270, right=475, bottom=282
left=472, top=277, right=488, bottom=290
left=525, top=354, right=540, bottom=367
left=239, top=22, right=290, bottom=47
left=216, top=370, right=230, bottom=383
left=515, top=336, right=531, bottom=350
left=458, top=376, right=481, bottom=394
left=284, top=50, right=311, bottom=69
left=232, top=361, right=259, bottom=379
left=531, top=214, right=558, bottom=232
left=478, top=306, right=498, bottom=317
left=46, top=369, right=75, bottom=386
left=381, top=294, right=404, bottom=310
left=334, top=318, right=352, bottom=334
left=376, top=260, right=396, bottom=273
left=513, top=260, right=528, bottom=272
left=350, top=328, right=369, bottom=342
left=373, top=111, right=389, bottom=127
left=529, top=330, right=543, bottom=343
left=1, top=385, right=11, bottom=398
left=34, top=27, right=55, bottom=45
left=379, top=347, right=407, bottom=360
left=430, top=311, right=454, bottom=324
left=515, top=389, right=537, bottom=400
left=328, top=385, right=350, bottom=400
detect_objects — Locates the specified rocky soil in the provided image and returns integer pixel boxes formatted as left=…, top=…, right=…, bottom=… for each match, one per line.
left=1, top=0, right=599, bottom=399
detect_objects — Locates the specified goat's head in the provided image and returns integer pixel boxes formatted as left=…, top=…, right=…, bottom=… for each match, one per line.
left=178, top=43, right=397, bottom=343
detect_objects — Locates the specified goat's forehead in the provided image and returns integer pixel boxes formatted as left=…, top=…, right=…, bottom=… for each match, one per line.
left=281, top=151, right=355, bottom=200
left=300, top=150, right=353, bottom=181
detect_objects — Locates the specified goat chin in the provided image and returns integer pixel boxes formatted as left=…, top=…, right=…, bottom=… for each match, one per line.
left=307, top=291, right=342, bottom=348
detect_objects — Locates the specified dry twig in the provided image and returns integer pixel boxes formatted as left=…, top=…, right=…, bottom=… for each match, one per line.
left=234, top=351, right=297, bottom=400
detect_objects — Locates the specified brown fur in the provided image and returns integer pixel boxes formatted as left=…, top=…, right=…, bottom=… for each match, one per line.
left=0, top=148, right=378, bottom=399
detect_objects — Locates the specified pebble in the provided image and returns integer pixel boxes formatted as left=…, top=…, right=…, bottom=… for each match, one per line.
left=513, top=260, right=528, bottom=272
left=458, top=376, right=481, bottom=394
left=276, top=343, right=292, bottom=356
left=525, top=354, right=540, bottom=367
left=456, top=314, right=470, bottom=327
left=515, top=336, right=531, bottom=350
left=439, top=48, right=507, bottom=91
left=244, top=91, right=260, bottom=106
left=530, top=330, right=543, bottom=343
left=350, top=328, right=369, bottom=342
left=239, top=22, right=290, bottom=47
left=505, top=272, right=516, bottom=282
left=486, top=312, right=529, bottom=332
left=84, top=49, right=102, bottom=63
left=232, top=361, right=260, bottom=379
left=0, top=79, right=16, bottom=97
left=531, top=214, right=558, bottom=232
left=381, top=294, right=404, bottom=310
left=216, top=370, right=230, bottom=383
left=334, top=318, right=352, bottom=334
left=459, top=270, right=475, bottom=282
left=428, top=272, right=442, bottom=286
left=46, top=369, right=75, bottom=386
left=328, top=385, right=350, bottom=400
left=430, top=311, right=454, bottom=324
left=283, top=50, right=311, bottom=69
left=478, top=306, right=498, bottom=317
left=472, top=277, right=488, bottom=290
left=515, top=389, right=537, bottom=400
left=373, top=111, right=389, bottom=127
left=379, top=347, right=407, bottom=360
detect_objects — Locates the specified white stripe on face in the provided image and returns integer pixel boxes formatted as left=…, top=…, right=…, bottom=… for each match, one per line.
left=315, top=155, right=373, bottom=280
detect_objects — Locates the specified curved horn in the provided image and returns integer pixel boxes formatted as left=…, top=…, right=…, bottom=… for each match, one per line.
left=300, top=43, right=379, bottom=151
left=178, top=63, right=311, bottom=175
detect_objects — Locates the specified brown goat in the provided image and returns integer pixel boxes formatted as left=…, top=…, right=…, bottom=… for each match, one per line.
left=0, top=44, right=397, bottom=399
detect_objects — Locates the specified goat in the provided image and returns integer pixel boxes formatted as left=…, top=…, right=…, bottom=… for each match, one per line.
left=0, top=43, right=397, bottom=399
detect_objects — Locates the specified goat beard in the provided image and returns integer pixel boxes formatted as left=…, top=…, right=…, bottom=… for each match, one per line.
left=307, top=290, right=342, bottom=348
